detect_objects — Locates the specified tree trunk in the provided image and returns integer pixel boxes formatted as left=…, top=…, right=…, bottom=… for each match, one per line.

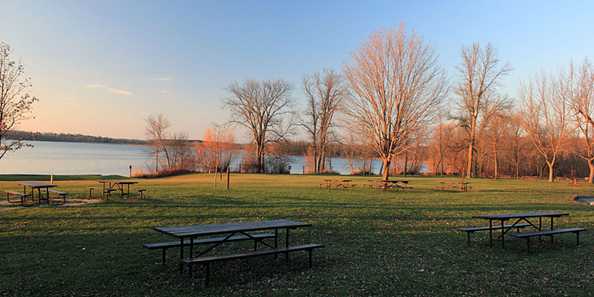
left=588, top=159, right=594, bottom=184
left=466, top=119, right=476, bottom=178
left=546, top=161, right=554, bottom=182
left=382, top=158, right=391, bottom=181
left=493, top=142, right=498, bottom=179
left=403, top=151, right=408, bottom=176
left=256, top=145, right=264, bottom=173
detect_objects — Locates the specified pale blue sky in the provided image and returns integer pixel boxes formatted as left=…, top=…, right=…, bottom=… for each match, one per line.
left=1, top=0, right=592, bottom=139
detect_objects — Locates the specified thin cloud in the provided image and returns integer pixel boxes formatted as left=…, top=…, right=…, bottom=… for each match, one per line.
left=153, top=77, right=173, bottom=81
left=86, top=84, right=133, bottom=96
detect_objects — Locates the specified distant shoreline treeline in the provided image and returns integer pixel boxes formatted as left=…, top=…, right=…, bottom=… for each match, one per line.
left=6, top=130, right=357, bottom=158
left=6, top=130, right=148, bottom=145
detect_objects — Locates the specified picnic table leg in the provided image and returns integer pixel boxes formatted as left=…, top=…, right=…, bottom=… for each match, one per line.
left=577, top=231, right=580, bottom=246
left=500, top=220, right=505, bottom=249
left=488, top=220, right=493, bottom=247
left=274, top=228, right=279, bottom=259
left=538, top=217, right=543, bottom=242
left=550, top=217, right=554, bottom=244
left=179, top=237, right=184, bottom=273
left=285, top=228, right=290, bottom=263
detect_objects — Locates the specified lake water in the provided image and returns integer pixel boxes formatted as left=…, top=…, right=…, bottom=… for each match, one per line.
left=0, top=141, right=383, bottom=176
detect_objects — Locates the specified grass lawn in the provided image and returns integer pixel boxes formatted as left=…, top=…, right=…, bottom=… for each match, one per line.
left=2, top=174, right=594, bottom=297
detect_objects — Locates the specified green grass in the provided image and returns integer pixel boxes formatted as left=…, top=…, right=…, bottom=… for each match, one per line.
left=1, top=174, right=594, bottom=296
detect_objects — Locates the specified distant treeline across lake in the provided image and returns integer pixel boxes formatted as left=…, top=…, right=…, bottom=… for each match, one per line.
left=1, top=141, right=383, bottom=176
left=7, top=130, right=147, bottom=144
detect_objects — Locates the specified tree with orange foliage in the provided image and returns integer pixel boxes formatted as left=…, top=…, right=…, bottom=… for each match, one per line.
left=196, top=124, right=235, bottom=173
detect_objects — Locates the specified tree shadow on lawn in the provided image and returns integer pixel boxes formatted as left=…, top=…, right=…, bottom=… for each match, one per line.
left=2, top=201, right=588, bottom=227
left=0, top=232, right=335, bottom=297
left=2, top=229, right=593, bottom=297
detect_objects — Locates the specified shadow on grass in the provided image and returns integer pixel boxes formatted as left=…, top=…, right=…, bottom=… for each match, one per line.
left=2, top=228, right=592, bottom=297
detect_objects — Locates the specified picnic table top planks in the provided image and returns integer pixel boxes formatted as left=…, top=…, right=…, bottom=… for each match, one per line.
left=154, top=219, right=311, bottom=238
left=19, top=181, right=58, bottom=189
left=473, top=211, right=569, bottom=220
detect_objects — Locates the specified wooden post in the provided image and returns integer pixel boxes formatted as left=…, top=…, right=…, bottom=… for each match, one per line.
left=226, top=166, right=230, bottom=191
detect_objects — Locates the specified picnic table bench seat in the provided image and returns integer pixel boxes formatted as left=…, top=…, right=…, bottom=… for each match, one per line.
left=144, top=232, right=275, bottom=264
left=460, top=223, right=530, bottom=245
left=183, top=243, right=323, bottom=286
left=48, top=189, right=68, bottom=203
left=437, top=181, right=471, bottom=192
left=510, top=227, right=586, bottom=251
left=5, top=191, right=32, bottom=204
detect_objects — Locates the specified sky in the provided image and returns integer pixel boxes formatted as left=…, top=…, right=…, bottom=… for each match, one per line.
left=1, top=0, right=593, bottom=140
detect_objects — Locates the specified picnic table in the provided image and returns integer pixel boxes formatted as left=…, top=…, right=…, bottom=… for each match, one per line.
left=19, top=181, right=57, bottom=205
left=370, top=179, right=411, bottom=190
left=321, top=179, right=353, bottom=189
left=437, top=180, right=470, bottom=192
left=154, top=219, right=311, bottom=270
left=151, top=219, right=323, bottom=286
left=98, top=180, right=138, bottom=198
left=472, top=211, right=569, bottom=248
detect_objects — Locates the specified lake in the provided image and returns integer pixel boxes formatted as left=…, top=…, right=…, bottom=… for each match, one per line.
left=0, top=141, right=383, bottom=176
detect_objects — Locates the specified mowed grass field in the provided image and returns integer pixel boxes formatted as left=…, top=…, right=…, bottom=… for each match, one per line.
left=2, top=174, right=594, bottom=297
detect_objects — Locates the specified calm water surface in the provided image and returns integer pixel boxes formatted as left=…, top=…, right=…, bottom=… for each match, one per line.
left=0, top=141, right=382, bottom=176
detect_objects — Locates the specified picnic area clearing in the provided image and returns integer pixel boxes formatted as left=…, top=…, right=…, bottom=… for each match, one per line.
left=2, top=174, right=594, bottom=297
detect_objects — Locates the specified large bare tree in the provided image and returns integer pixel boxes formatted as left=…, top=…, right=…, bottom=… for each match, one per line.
left=562, top=60, right=594, bottom=182
left=225, top=80, right=292, bottom=173
left=301, top=70, right=345, bottom=174
left=0, top=42, right=38, bottom=160
left=456, top=43, right=511, bottom=178
left=521, top=75, right=567, bottom=182
left=145, top=113, right=172, bottom=172
left=344, top=26, right=447, bottom=181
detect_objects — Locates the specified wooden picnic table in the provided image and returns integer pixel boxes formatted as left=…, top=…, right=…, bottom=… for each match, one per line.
left=154, top=219, right=311, bottom=271
left=472, top=211, right=569, bottom=248
left=369, top=179, right=410, bottom=190
left=98, top=180, right=138, bottom=198
left=437, top=180, right=470, bottom=192
left=321, top=179, right=353, bottom=189
left=19, top=181, right=58, bottom=205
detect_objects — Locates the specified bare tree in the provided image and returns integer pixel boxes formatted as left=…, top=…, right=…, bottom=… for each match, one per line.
left=167, top=132, right=193, bottom=170
left=0, top=42, right=38, bottom=160
left=344, top=26, right=447, bottom=181
left=145, top=114, right=172, bottom=172
left=521, top=75, right=567, bottom=182
left=562, top=59, right=594, bottom=182
left=302, top=70, right=345, bottom=174
left=225, top=80, right=292, bottom=173
left=456, top=43, right=511, bottom=178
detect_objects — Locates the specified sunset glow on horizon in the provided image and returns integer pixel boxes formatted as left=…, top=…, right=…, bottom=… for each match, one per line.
left=2, top=0, right=593, bottom=139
